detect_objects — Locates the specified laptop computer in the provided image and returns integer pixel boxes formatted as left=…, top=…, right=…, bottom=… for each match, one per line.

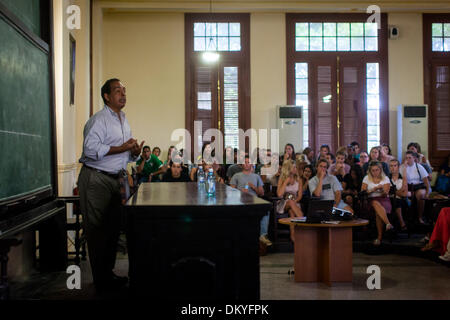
left=305, top=200, right=334, bottom=223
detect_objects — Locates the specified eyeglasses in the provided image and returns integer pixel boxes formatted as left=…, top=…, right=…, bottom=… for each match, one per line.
left=360, top=155, right=368, bottom=158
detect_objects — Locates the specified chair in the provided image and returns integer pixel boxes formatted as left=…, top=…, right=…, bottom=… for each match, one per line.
left=263, top=184, right=291, bottom=250
left=60, top=193, right=87, bottom=265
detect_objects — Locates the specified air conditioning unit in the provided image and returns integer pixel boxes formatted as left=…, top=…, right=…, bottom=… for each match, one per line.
left=397, top=104, right=428, bottom=163
left=277, top=105, right=303, bottom=155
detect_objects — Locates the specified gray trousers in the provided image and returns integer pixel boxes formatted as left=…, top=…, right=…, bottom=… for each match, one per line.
left=77, top=166, right=122, bottom=285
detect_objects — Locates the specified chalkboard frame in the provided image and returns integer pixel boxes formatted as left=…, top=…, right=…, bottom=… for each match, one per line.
left=0, top=0, right=57, bottom=216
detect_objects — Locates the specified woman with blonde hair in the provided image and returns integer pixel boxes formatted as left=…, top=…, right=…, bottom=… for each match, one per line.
left=362, top=161, right=394, bottom=246
left=276, top=160, right=304, bottom=242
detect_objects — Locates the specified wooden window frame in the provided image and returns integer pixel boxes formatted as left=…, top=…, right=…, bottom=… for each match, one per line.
left=185, top=13, right=250, bottom=153
left=286, top=13, right=389, bottom=152
left=423, top=14, right=450, bottom=168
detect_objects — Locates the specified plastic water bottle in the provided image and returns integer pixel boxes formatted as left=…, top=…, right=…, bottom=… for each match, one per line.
left=206, top=168, right=216, bottom=197
left=197, top=166, right=205, bottom=186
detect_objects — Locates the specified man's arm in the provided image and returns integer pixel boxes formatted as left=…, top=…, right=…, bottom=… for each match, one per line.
left=334, top=190, right=342, bottom=206
left=312, top=176, right=324, bottom=197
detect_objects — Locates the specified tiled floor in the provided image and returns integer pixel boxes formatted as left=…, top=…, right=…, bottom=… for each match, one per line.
left=9, top=242, right=449, bottom=300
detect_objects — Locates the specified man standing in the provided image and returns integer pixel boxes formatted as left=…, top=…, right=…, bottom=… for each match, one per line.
left=230, top=155, right=272, bottom=246
left=78, top=78, right=143, bottom=292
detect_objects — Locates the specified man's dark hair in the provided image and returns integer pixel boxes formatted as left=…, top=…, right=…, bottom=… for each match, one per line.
left=316, top=158, right=329, bottom=169
left=320, top=144, right=330, bottom=152
left=407, top=142, right=422, bottom=154
left=143, top=145, right=150, bottom=152
left=101, top=78, right=120, bottom=105
left=350, top=141, right=360, bottom=147
left=406, top=150, right=418, bottom=159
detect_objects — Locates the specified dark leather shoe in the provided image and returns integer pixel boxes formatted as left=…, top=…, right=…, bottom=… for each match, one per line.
left=110, top=273, right=128, bottom=287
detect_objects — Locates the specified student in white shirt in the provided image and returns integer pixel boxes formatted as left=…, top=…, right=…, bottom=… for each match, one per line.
left=400, top=151, right=430, bottom=225
left=361, top=161, right=393, bottom=246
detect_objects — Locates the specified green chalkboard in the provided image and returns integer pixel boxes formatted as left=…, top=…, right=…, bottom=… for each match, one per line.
left=0, top=0, right=41, bottom=37
left=0, top=15, right=52, bottom=202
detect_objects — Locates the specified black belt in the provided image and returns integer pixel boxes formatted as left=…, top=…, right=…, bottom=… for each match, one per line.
left=83, top=165, right=120, bottom=179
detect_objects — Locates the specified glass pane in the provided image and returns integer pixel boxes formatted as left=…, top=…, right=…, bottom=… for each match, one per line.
left=367, top=94, right=380, bottom=110
left=337, top=37, right=350, bottom=51
left=296, top=94, right=308, bottom=109
left=198, top=92, right=211, bottom=100
left=351, top=37, right=364, bottom=51
left=338, top=23, right=350, bottom=36
left=366, top=63, right=379, bottom=79
left=194, top=23, right=205, bottom=37
left=206, top=23, right=217, bottom=37
left=433, top=37, right=444, bottom=51
left=324, top=37, right=336, bottom=51
left=224, top=66, right=238, bottom=81
left=296, top=78, right=308, bottom=94
left=296, top=23, right=309, bottom=36
left=206, top=37, right=217, bottom=51
left=296, top=37, right=309, bottom=51
left=365, top=23, right=377, bottom=37
left=224, top=84, right=238, bottom=100
left=367, top=110, right=379, bottom=125
left=230, top=37, right=241, bottom=51
left=445, top=23, right=450, bottom=36
left=229, top=23, right=240, bottom=36
left=432, top=23, right=443, bottom=37
left=295, top=63, right=308, bottom=78
left=310, top=23, right=322, bottom=37
left=310, top=37, right=323, bottom=51
left=198, top=100, right=211, bottom=110
left=351, top=23, right=364, bottom=36
left=445, top=38, right=450, bottom=52
left=218, top=23, right=228, bottom=36
left=365, top=37, right=378, bottom=51
left=194, top=37, right=206, bottom=51
left=218, top=37, right=228, bottom=51
left=324, top=23, right=336, bottom=36
left=367, top=79, right=379, bottom=94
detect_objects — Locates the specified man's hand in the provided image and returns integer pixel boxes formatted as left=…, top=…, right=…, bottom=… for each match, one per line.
left=131, top=140, right=145, bottom=157
left=317, top=168, right=326, bottom=180
left=122, top=138, right=137, bottom=152
left=248, top=182, right=256, bottom=190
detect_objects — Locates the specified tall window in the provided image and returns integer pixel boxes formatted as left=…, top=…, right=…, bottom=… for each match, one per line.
left=424, top=15, right=450, bottom=168
left=287, top=14, right=388, bottom=153
left=185, top=14, right=250, bottom=153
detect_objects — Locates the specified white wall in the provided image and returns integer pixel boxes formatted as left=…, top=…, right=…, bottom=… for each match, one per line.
left=388, top=13, right=424, bottom=158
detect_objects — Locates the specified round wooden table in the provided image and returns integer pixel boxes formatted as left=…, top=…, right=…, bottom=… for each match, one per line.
left=279, top=218, right=369, bottom=286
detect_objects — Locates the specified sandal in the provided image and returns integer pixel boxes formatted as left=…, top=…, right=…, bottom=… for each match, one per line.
left=373, top=239, right=381, bottom=246
left=421, top=241, right=439, bottom=252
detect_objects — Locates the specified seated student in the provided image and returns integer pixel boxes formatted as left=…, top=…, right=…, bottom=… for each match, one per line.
left=317, top=144, right=330, bottom=163
left=328, top=150, right=351, bottom=182
left=388, top=159, right=408, bottom=232
left=407, top=142, right=433, bottom=173
left=362, top=161, right=394, bottom=246
left=302, top=147, right=315, bottom=167
left=136, top=145, right=164, bottom=183
left=162, top=156, right=191, bottom=182
left=325, top=152, right=335, bottom=167
left=281, top=143, right=295, bottom=164
left=299, top=164, right=313, bottom=212
left=435, top=153, right=450, bottom=194
left=309, top=159, right=354, bottom=214
left=342, top=165, right=363, bottom=210
left=259, top=149, right=278, bottom=184
left=162, top=145, right=177, bottom=172
left=400, top=151, right=430, bottom=224
left=152, top=146, right=161, bottom=159
left=363, top=146, right=390, bottom=176
left=276, top=160, right=304, bottom=242
left=230, top=155, right=272, bottom=247
left=421, top=207, right=450, bottom=262
left=359, top=151, right=369, bottom=168
left=349, top=141, right=361, bottom=165
left=380, top=143, right=394, bottom=165
left=190, top=159, right=224, bottom=184
left=226, top=149, right=246, bottom=182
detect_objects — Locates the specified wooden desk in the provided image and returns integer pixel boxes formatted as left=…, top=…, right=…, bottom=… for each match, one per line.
left=125, top=182, right=271, bottom=299
left=279, top=218, right=368, bottom=286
